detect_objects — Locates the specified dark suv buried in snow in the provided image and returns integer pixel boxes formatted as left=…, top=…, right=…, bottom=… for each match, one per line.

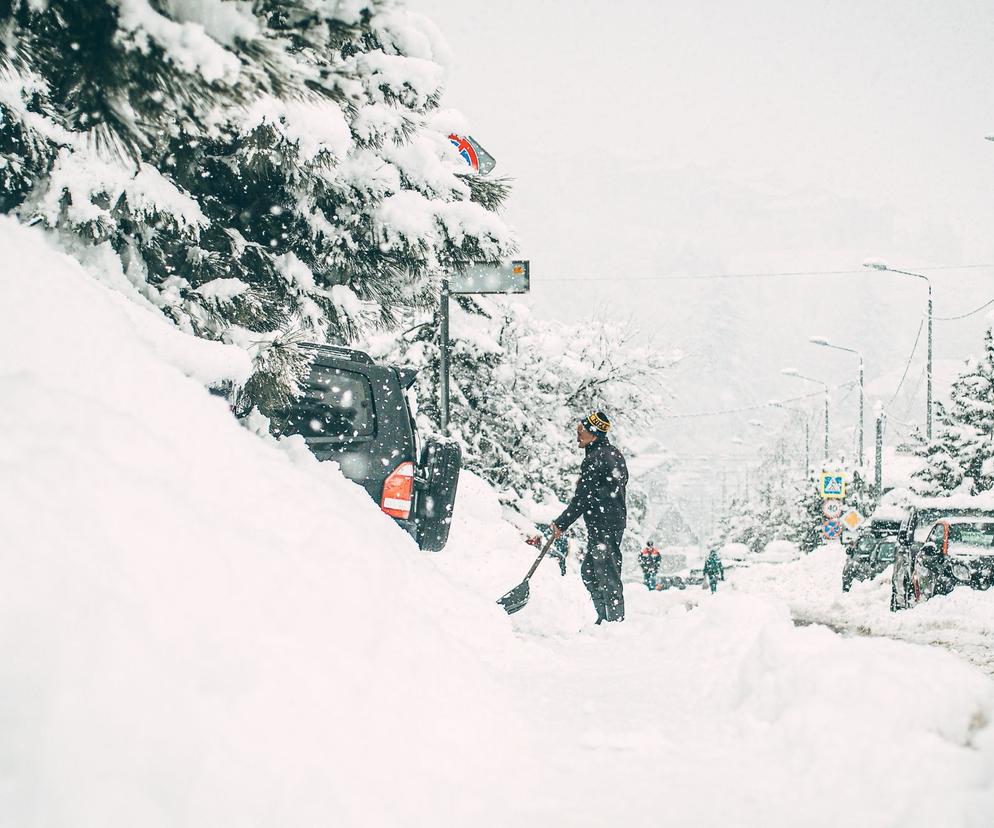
left=842, top=515, right=902, bottom=592
left=912, top=517, right=994, bottom=602
left=892, top=502, right=994, bottom=609
left=269, top=344, right=461, bottom=551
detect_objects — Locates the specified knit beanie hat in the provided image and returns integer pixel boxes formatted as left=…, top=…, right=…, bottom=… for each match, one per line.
left=580, top=411, right=611, bottom=434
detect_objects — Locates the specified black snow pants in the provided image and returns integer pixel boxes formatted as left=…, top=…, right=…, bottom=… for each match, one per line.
left=582, top=524, right=626, bottom=623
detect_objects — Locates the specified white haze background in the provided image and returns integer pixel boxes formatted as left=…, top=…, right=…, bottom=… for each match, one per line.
left=419, top=0, right=994, bottom=530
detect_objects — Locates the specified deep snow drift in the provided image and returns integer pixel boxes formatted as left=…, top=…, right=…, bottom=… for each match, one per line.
left=2, top=217, right=994, bottom=827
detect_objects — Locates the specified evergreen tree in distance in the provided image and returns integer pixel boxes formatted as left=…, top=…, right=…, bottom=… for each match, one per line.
left=913, top=329, right=994, bottom=496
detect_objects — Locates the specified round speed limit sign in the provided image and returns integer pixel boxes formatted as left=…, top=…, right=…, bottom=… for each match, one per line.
left=822, top=500, right=844, bottom=519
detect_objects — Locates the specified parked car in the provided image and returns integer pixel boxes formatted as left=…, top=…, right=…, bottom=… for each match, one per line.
left=842, top=514, right=903, bottom=592
left=753, top=540, right=799, bottom=566
left=269, top=343, right=461, bottom=551
left=892, top=499, right=994, bottom=610
left=912, top=517, right=994, bottom=602
left=719, top=542, right=751, bottom=571
left=656, top=552, right=687, bottom=589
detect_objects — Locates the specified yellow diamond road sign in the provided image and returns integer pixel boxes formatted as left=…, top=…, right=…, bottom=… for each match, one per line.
left=842, top=509, right=864, bottom=531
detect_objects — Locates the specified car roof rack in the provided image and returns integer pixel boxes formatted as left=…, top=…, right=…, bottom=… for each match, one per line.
left=300, top=342, right=374, bottom=366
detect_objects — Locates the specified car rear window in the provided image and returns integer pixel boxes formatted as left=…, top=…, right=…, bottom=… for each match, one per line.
left=279, top=368, right=375, bottom=441
left=875, top=542, right=897, bottom=562
left=947, top=523, right=994, bottom=549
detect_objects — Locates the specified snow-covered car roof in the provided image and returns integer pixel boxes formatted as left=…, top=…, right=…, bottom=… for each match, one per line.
left=868, top=504, right=908, bottom=522
left=931, top=516, right=994, bottom=525
left=910, top=492, right=994, bottom=510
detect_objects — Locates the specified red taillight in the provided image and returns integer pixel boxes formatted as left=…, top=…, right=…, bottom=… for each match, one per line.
left=381, top=462, right=415, bottom=519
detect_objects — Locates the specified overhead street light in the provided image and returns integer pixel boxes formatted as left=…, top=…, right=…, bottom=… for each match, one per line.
left=862, top=259, right=932, bottom=438
left=781, top=367, right=830, bottom=460
left=810, top=336, right=865, bottom=468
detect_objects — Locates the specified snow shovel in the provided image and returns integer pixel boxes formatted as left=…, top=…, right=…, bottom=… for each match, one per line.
left=497, top=534, right=557, bottom=615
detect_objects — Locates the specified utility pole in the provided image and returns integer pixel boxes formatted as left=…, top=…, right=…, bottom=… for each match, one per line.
left=810, top=338, right=864, bottom=467
left=438, top=278, right=450, bottom=434
left=863, top=262, right=932, bottom=438
left=782, top=369, right=830, bottom=461
left=823, top=390, right=830, bottom=460
left=875, top=410, right=886, bottom=492
left=927, top=282, right=933, bottom=439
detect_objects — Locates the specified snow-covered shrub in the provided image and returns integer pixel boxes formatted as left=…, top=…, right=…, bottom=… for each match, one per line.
left=373, top=300, right=679, bottom=535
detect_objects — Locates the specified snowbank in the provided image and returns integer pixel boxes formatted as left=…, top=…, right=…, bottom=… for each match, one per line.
left=731, top=543, right=994, bottom=675
left=0, top=218, right=536, bottom=825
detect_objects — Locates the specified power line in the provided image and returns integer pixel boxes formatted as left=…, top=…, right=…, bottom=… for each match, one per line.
left=886, top=319, right=924, bottom=406
left=935, top=297, right=994, bottom=321
left=538, top=263, right=994, bottom=283
left=659, top=383, right=853, bottom=421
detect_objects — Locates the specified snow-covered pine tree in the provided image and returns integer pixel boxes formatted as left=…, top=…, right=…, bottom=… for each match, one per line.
left=373, top=300, right=678, bottom=532
left=913, top=329, right=994, bottom=495
left=0, top=1, right=516, bottom=413
left=790, top=482, right=826, bottom=554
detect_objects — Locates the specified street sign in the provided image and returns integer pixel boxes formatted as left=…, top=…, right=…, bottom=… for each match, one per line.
left=841, top=509, right=865, bottom=531
left=822, top=500, right=844, bottom=519
left=822, top=518, right=843, bottom=540
left=449, top=260, right=530, bottom=294
left=448, top=134, right=496, bottom=175
left=820, top=473, right=846, bottom=499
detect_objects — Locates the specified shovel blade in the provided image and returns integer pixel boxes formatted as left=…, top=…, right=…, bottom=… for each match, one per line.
left=497, top=580, right=530, bottom=614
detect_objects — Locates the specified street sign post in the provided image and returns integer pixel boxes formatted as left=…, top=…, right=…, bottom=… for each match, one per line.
left=448, top=134, right=496, bottom=175
left=822, top=518, right=843, bottom=540
left=820, top=473, right=846, bottom=499
left=822, top=500, right=844, bottom=519
left=438, top=260, right=531, bottom=433
left=841, top=509, right=865, bottom=531
left=450, top=260, right=530, bottom=294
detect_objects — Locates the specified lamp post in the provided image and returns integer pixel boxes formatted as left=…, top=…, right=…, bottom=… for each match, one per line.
left=782, top=368, right=830, bottom=460
left=769, top=399, right=810, bottom=475
left=863, top=260, right=932, bottom=438
left=874, top=403, right=887, bottom=493
left=810, top=337, right=864, bottom=468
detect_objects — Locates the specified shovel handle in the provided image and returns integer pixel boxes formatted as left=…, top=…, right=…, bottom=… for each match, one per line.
left=524, top=533, right=558, bottom=581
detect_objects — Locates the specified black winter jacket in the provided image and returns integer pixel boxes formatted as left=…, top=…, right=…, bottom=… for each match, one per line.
left=554, top=436, right=629, bottom=531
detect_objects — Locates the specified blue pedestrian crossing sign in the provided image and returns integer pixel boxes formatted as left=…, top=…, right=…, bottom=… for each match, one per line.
left=820, top=473, right=846, bottom=499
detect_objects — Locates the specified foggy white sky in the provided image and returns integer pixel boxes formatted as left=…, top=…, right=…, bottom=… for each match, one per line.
left=418, top=0, right=994, bottom=528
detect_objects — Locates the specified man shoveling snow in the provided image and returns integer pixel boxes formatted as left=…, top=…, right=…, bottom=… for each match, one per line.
left=550, top=411, right=629, bottom=624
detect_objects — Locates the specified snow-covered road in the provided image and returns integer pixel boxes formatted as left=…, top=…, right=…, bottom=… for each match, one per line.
left=731, top=545, right=994, bottom=676
left=437, top=478, right=994, bottom=827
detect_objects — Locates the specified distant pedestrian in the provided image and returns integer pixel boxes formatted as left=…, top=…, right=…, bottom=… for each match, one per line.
left=703, top=549, right=725, bottom=594
left=550, top=411, right=629, bottom=624
left=639, top=540, right=661, bottom=590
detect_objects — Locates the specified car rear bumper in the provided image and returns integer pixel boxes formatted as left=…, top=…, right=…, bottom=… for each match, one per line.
left=947, top=556, right=994, bottom=586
